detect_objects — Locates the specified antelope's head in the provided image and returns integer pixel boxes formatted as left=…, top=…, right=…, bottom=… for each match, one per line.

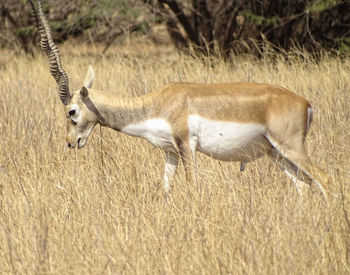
left=65, top=66, right=98, bottom=149
left=30, top=0, right=98, bottom=149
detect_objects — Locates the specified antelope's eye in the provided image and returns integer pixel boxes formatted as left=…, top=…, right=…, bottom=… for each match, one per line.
left=68, top=110, right=76, bottom=116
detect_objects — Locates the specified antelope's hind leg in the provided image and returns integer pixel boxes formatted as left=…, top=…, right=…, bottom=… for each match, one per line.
left=269, top=148, right=312, bottom=197
left=282, top=149, right=330, bottom=201
left=267, top=138, right=330, bottom=201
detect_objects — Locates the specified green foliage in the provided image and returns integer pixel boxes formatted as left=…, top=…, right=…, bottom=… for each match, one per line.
left=337, top=38, right=350, bottom=54
left=309, top=0, right=337, bottom=12
left=13, top=25, right=36, bottom=36
left=0, top=0, right=154, bottom=53
left=1, top=0, right=349, bottom=56
left=245, top=10, right=278, bottom=27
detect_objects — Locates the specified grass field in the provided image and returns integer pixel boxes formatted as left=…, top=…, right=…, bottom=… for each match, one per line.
left=0, top=42, right=349, bottom=274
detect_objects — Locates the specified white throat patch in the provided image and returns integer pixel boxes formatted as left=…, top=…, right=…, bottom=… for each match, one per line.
left=121, top=119, right=175, bottom=150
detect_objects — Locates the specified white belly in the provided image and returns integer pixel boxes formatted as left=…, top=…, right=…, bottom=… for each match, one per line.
left=188, top=115, right=269, bottom=162
left=121, top=119, right=176, bottom=150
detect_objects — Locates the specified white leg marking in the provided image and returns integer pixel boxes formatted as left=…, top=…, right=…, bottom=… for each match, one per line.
left=270, top=147, right=307, bottom=196
left=163, top=151, right=179, bottom=193
left=312, top=179, right=327, bottom=201
left=283, top=169, right=307, bottom=197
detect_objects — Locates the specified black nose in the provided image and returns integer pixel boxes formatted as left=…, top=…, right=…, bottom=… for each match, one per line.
left=67, top=142, right=72, bottom=148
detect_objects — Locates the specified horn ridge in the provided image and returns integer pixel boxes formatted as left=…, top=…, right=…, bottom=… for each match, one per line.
left=31, top=0, right=71, bottom=105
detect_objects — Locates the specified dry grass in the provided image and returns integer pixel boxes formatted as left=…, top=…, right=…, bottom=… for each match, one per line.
left=0, top=43, right=349, bottom=274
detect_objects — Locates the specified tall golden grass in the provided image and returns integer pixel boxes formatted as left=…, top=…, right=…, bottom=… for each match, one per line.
left=0, top=42, right=349, bottom=274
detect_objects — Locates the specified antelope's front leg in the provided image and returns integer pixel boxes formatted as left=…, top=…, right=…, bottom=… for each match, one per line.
left=163, top=151, right=179, bottom=193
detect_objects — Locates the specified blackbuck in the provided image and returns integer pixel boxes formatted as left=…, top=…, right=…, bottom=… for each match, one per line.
left=30, top=0, right=330, bottom=199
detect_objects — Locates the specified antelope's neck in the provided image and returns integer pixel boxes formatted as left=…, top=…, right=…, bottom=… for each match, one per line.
left=89, top=91, right=151, bottom=132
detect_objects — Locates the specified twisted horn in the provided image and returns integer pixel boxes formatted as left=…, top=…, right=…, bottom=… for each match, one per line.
left=30, top=0, right=71, bottom=105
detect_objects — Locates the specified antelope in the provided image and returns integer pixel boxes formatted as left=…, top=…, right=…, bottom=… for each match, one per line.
left=30, top=0, right=330, bottom=199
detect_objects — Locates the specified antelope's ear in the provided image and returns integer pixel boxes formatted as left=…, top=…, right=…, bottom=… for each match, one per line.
left=80, top=86, right=89, bottom=98
left=83, top=64, right=94, bottom=88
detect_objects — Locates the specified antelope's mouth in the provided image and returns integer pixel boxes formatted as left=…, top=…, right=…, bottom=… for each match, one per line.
left=77, top=137, right=87, bottom=149
left=75, top=138, right=82, bottom=148
left=68, top=138, right=85, bottom=149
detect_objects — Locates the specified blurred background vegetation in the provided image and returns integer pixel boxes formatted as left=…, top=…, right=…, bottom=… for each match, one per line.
left=1, top=0, right=349, bottom=57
